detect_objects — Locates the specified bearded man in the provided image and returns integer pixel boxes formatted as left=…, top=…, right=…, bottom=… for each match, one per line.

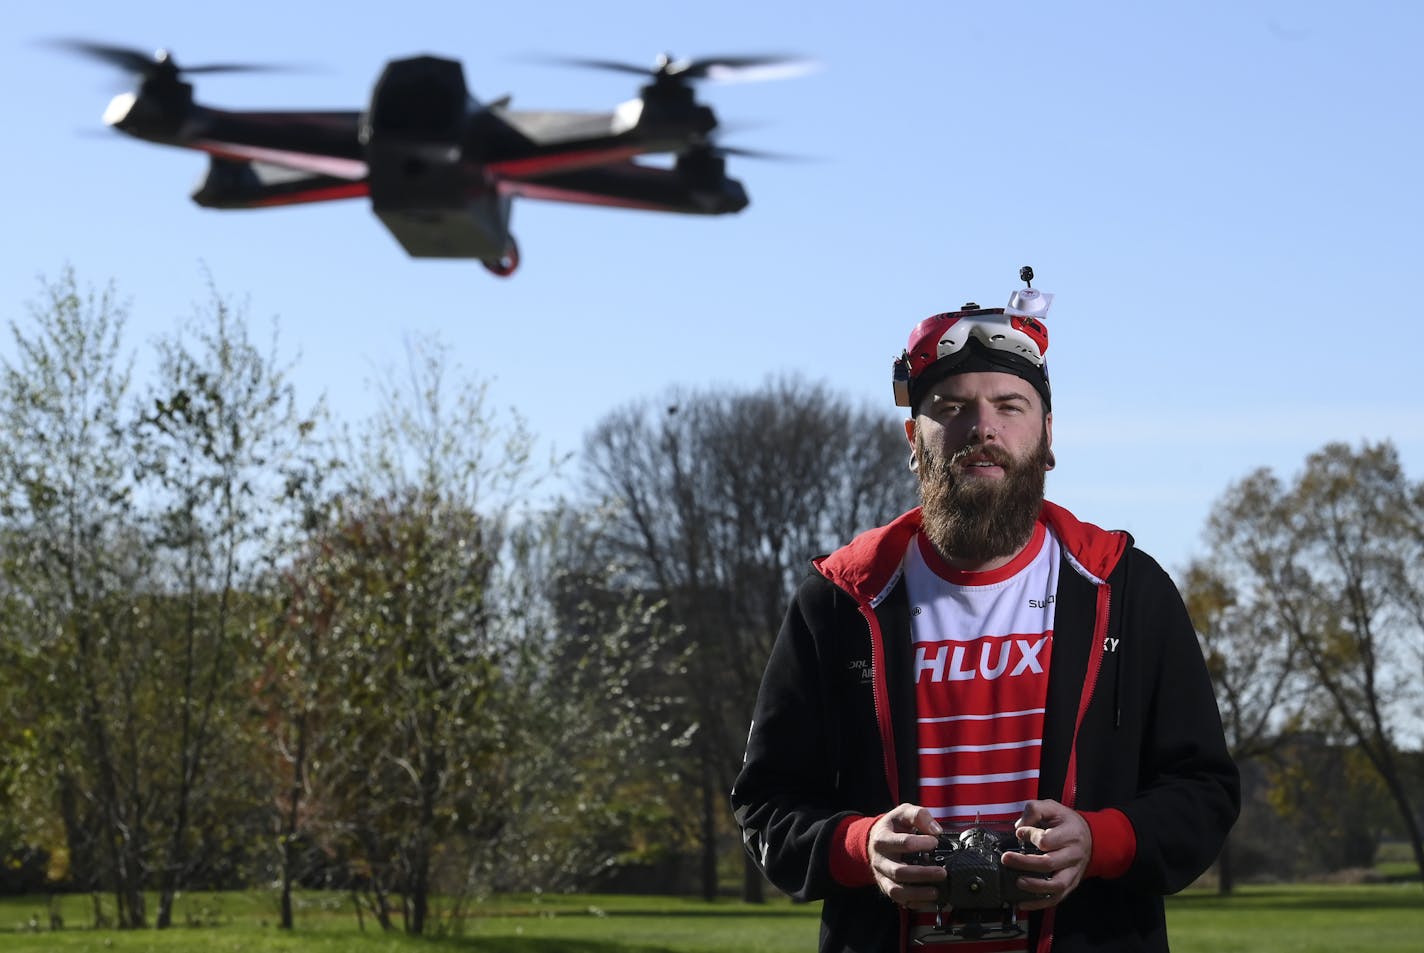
left=731, top=271, right=1238, bottom=953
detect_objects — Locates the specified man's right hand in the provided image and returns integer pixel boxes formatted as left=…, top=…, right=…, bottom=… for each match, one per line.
left=867, top=803, right=948, bottom=908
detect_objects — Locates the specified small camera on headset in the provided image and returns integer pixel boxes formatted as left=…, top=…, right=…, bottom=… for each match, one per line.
left=906, top=822, right=1049, bottom=941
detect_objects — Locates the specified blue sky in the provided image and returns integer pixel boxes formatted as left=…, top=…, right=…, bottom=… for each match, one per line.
left=3, top=1, right=1421, bottom=576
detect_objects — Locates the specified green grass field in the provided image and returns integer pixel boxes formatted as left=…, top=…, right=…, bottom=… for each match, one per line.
left=0, top=884, right=1420, bottom=953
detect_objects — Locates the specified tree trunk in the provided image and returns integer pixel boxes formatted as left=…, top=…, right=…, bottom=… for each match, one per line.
left=279, top=705, right=310, bottom=930
left=408, top=841, right=430, bottom=935
left=77, top=651, right=146, bottom=928
left=372, top=880, right=394, bottom=931
left=158, top=582, right=218, bottom=929
left=407, top=705, right=442, bottom=936
left=1216, top=833, right=1235, bottom=895
left=351, top=888, right=365, bottom=931
left=700, top=760, right=719, bottom=901
left=55, top=769, right=96, bottom=893
left=156, top=796, right=191, bottom=928
left=742, top=853, right=766, bottom=903
left=279, top=856, right=295, bottom=931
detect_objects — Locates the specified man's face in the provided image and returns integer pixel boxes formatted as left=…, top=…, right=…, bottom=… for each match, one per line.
left=905, top=371, right=1053, bottom=565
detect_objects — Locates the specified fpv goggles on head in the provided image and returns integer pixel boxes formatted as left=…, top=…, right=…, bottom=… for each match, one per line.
left=893, top=266, right=1054, bottom=413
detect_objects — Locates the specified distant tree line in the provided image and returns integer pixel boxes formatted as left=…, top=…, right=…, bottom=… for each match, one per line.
left=0, top=268, right=917, bottom=931
left=0, top=269, right=1420, bottom=936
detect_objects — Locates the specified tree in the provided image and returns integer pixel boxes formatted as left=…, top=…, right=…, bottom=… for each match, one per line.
left=1264, top=733, right=1394, bottom=874
left=134, top=282, right=318, bottom=928
left=0, top=269, right=318, bottom=927
left=581, top=375, right=916, bottom=900
left=489, top=504, right=691, bottom=897
left=1181, top=561, right=1304, bottom=892
left=0, top=268, right=151, bottom=926
left=268, top=336, right=536, bottom=935
left=261, top=508, right=343, bottom=931
left=317, top=491, right=502, bottom=933
left=1201, top=441, right=1424, bottom=883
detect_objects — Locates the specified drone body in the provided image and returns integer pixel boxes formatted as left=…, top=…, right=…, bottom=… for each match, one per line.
left=71, top=43, right=796, bottom=276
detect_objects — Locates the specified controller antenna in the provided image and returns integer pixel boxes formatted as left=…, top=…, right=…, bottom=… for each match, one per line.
left=1019, top=265, right=1034, bottom=288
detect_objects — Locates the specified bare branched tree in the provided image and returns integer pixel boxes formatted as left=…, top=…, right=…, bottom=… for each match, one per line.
left=1181, top=561, right=1305, bottom=892
left=581, top=374, right=915, bottom=900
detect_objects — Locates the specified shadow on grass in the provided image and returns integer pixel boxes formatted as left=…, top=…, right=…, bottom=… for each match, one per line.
left=1171, top=886, right=1424, bottom=912
left=480, top=908, right=814, bottom=919
left=423, top=940, right=678, bottom=953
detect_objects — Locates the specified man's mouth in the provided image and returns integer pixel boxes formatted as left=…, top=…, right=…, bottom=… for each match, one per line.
left=955, top=450, right=1008, bottom=472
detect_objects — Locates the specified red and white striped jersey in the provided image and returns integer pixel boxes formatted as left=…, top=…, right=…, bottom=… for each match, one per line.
left=903, top=520, right=1060, bottom=949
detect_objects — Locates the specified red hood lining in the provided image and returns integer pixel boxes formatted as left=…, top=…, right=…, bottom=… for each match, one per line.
left=814, top=501, right=1128, bottom=602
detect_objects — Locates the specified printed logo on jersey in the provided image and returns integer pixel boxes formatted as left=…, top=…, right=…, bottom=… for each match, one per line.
left=914, top=636, right=1048, bottom=684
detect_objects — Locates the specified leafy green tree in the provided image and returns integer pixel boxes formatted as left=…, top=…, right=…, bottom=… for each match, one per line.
left=0, top=268, right=150, bottom=925
left=268, top=337, right=535, bottom=934
left=134, top=283, right=318, bottom=927
left=0, top=715, right=53, bottom=895
left=263, top=339, right=692, bottom=930
left=0, top=269, right=318, bottom=927
left=1202, top=441, right=1424, bottom=883
left=321, top=491, right=502, bottom=933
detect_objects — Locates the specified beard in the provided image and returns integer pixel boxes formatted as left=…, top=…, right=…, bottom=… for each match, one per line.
left=916, top=427, right=1050, bottom=564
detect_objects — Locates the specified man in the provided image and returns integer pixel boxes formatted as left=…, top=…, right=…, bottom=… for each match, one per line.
left=730, top=269, right=1239, bottom=953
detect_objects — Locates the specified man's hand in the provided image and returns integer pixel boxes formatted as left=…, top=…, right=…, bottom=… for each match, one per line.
left=867, top=803, right=947, bottom=908
left=1009, top=799, right=1092, bottom=911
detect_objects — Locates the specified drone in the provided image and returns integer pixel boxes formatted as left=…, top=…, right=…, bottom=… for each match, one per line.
left=59, top=41, right=810, bottom=276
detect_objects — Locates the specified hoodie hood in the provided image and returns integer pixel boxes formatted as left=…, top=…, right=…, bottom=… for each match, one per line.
left=813, top=500, right=1129, bottom=603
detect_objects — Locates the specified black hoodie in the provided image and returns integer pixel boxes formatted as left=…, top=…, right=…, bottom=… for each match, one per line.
left=731, top=502, right=1239, bottom=953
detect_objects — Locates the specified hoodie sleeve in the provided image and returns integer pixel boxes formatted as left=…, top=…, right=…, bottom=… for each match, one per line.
left=1114, top=551, right=1241, bottom=894
left=730, top=573, right=879, bottom=902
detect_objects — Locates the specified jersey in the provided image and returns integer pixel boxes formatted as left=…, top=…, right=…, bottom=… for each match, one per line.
left=903, top=520, right=1061, bottom=949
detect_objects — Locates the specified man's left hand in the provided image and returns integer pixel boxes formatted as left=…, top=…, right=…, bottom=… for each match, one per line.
left=1006, top=799, right=1092, bottom=911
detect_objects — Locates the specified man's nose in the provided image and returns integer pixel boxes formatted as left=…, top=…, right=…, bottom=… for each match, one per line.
left=965, top=408, right=997, bottom=442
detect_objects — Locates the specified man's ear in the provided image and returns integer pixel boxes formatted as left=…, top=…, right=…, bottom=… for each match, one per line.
left=904, top=419, right=919, bottom=472
left=1044, top=412, right=1055, bottom=471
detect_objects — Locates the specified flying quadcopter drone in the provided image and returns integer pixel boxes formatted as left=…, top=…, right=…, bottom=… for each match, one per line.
left=59, top=41, right=810, bottom=276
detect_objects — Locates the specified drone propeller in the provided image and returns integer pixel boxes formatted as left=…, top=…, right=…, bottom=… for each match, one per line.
left=49, top=39, right=282, bottom=83
left=545, top=52, right=817, bottom=85
left=707, top=142, right=808, bottom=162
